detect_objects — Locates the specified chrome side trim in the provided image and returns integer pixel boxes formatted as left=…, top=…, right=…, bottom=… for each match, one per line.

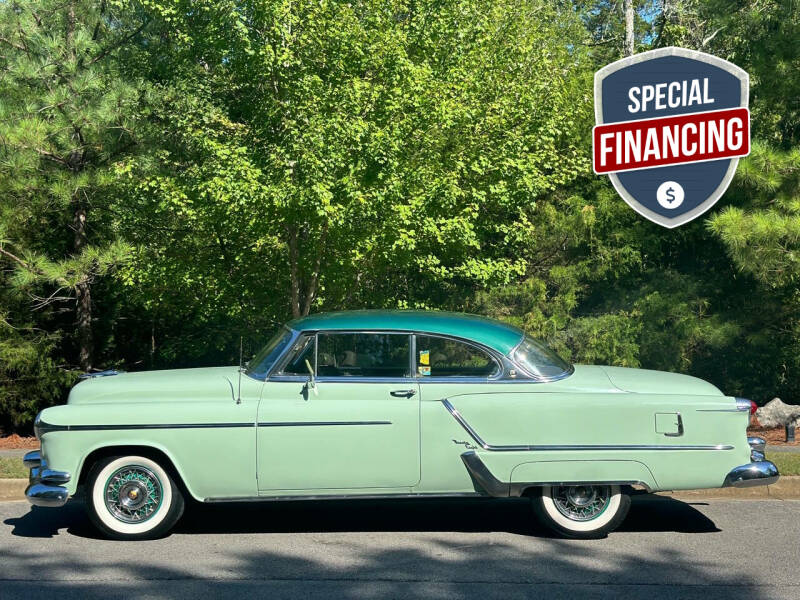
left=37, top=419, right=393, bottom=435
left=257, top=421, right=391, bottom=427
left=203, top=492, right=485, bottom=503
left=735, top=397, right=753, bottom=411
left=442, top=399, right=734, bottom=452
left=23, top=450, right=42, bottom=469
left=36, top=421, right=255, bottom=435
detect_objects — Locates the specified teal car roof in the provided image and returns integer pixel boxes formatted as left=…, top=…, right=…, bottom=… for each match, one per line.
left=288, top=310, right=525, bottom=355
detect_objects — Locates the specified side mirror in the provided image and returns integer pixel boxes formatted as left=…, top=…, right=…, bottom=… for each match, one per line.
left=304, top=359, right=318, bottom=396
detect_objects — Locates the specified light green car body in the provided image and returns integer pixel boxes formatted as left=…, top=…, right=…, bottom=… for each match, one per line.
left=31, top=311, right=775, bottom=506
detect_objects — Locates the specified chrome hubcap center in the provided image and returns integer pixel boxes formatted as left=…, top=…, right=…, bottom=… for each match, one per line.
left=104, top=465, right=163, bottom=524
left=552, top=485, right=611, bottom=521
left=119, top=481, right=148, bottom=510
left=566, top=486, right=596, bottom=507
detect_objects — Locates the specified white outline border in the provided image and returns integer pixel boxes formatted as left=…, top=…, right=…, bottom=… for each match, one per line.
left=592, top=107, right=750, bottom=174
left=594, top=47, right=749, bottom=229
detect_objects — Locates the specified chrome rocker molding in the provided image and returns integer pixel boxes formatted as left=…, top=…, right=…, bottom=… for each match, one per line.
left=442, top=399, right=734, bottom=452
left=25, top=451, right=70, bottom=508
left=723, top=439, right=779, bottom=488
left=460, top=451, right=650, bottom=497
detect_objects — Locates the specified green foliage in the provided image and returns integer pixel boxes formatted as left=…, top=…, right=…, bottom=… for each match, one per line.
left=3, top=0, right=800, bottom=433
left=0, top=312, right=75, bottom=433
left=109, top=0, right=596, bottom=364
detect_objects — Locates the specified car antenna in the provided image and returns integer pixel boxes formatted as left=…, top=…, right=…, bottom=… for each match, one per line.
left=237, top=336, right=243, bottom=405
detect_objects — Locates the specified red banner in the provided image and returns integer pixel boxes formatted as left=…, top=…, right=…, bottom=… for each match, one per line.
left=593, top=107, right=750, bottom=174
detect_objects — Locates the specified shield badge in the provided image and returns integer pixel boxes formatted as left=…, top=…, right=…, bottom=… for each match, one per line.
left=593, top=47, right=750, bottom=228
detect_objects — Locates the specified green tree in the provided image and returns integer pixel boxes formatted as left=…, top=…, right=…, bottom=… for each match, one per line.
left=110, top=0, right=596, bottom=364
left=0, top=0, right=148, bottom=371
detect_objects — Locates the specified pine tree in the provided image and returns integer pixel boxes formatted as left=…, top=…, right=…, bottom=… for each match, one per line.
left=0, top=0, right=149, bottom=370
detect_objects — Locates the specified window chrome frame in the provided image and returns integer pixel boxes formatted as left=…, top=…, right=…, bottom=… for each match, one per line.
left=269, top=330, right=415, bottom=383
left=264, top=327, right=574, bottom=384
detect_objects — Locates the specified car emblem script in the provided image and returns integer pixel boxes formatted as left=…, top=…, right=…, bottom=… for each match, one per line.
left=593, top=47, right=750, bottom=228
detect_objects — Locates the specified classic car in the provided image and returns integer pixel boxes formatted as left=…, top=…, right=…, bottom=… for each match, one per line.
left=24, top=310, right=778, bottom=539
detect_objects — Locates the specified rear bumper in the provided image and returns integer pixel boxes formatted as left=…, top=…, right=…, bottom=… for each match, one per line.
left=24, top=450, right=70, bottom=507
left=723, top=437, right=779, bottom=488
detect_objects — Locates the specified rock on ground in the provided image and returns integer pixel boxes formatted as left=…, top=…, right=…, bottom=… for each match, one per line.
left=756, top=398, right=800, bottom=428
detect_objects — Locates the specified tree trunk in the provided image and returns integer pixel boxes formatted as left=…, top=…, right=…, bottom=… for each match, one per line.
left=73, top=207, right=93, bottom=371
left=624, top=0, right=635, bottom=57
left=287, top=227, right=302, bottom=318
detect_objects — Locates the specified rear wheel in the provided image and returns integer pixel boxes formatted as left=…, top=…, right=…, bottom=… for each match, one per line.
left=86, top=455, right=184, bottom=540
left=532, top=484, right=630, bottom=539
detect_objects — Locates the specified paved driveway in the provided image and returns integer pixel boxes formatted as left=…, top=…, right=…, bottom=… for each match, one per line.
left=1, top=495, right=798, bottom=599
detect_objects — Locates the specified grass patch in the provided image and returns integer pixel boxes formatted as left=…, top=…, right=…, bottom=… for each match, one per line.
left=767, top=452, right=800, bottom=476
left=766, top=452, right=800, bottom=476
left=0, top=457, right=27, bottom=479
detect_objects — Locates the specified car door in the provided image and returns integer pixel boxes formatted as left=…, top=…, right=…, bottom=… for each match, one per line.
left=256, top=331, right=421, bottom=491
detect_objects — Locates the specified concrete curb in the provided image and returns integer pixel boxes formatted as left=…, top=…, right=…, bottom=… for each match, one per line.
left=0, top=478, right=27, bottom=501
left=657, top=475, right=800, bottom=500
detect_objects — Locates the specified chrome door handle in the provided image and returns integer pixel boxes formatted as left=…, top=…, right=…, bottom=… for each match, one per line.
left=390, top=389, right=417, bottom=398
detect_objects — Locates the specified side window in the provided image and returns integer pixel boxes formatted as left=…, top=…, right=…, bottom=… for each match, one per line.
left=280, top=335, right=315, bottom=375
left=317, top=333, right=411, bottom=378
left=415, top=335, right=500, bottom=378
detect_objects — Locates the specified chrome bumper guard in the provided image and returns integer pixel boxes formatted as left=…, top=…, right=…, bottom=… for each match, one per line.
left=723, top=437, right=779, bottom=488
left=24, top=450, right=70, bottom=507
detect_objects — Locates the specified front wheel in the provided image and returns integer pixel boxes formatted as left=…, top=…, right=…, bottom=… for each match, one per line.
left=531, top=484, right=630, bottom=539
left=86, top=455, right=185, bottom=540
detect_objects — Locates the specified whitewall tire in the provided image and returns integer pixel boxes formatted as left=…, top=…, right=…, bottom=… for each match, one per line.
left=86, top=455, right=185, bottom=540
left=532, top=484, right=630, bottom=539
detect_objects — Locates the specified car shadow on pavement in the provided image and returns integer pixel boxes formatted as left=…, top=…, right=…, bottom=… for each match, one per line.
left=3, top=494, right=718, bottom=539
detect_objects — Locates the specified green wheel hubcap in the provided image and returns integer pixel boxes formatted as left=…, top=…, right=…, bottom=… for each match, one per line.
left=104, top=465, right=163, bottom=524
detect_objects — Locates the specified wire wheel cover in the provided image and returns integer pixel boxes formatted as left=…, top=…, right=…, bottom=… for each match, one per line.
left=104, top=465, right=163, bottom=524
left=552, top=485, right=611, bottom=521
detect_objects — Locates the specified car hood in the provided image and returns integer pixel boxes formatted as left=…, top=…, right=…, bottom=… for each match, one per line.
left=598, top=365, right=723, bottom=396
left=67, top=366, right=242, bottom=405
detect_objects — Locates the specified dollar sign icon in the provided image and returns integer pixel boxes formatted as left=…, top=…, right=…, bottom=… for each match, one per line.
left=657, top=181, right=684, bottom=210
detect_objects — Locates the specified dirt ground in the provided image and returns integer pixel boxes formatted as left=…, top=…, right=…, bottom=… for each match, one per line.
left=0, top=435, right=39, bottom=450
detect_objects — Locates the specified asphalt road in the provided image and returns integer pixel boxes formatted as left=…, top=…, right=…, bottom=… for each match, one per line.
left=1, top=495, right=798, bottom=599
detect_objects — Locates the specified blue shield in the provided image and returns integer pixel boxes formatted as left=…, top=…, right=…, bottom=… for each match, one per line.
left=594, top=47, right=749, bottom=228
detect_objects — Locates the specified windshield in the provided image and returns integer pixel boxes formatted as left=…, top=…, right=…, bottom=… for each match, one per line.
left=511, top=334, right=572, bottom=380
left=245, top=327, right=295, bottom=379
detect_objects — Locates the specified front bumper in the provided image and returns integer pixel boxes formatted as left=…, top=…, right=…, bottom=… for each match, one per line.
left=723, top=437, right=779, bottom=488
left=24, top=450, right=70, bottom=507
